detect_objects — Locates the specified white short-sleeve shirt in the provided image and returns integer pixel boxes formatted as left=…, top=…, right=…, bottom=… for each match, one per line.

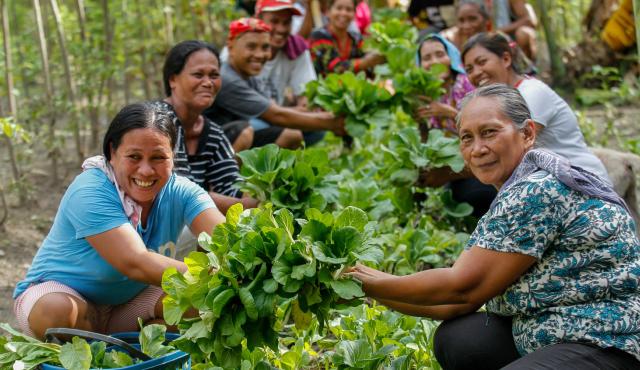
left=518, top=78, right=610, bottom=182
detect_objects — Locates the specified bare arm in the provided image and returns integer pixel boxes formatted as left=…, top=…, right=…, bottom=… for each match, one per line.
left=189, top=207, right=225, bottom=236
left=417, top=165, right=474, bottom=188
left=349, top=246, right=536, bottom=307
left=261, top=102, right=345, bottom=135
left=296, top=1, right=314, bottom=38
left=499, top=0, right=535, bottom=34
left=376, top=299, right=480, bottom=320
left=208, top=192, right=258, bottom=215
left=87, top=225, right=188, bottom=286
left=355, top=52, right=386, bottom=71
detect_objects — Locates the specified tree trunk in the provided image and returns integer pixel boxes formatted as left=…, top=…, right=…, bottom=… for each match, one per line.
left=49, top=0, right=84, bottom=162
left=34, top=0, right=59, bottom=182
left=135, top=0, right=153, bottom=100
left=634, top=0, right=639, bottom=64
left=164, top=0, right=175, bottom=46
left=93, top=0, right=114, bottom=152
left=122, top=0, right=132, bottom=105
left=2, top=0, right=27, bottom=205
left=74, top=0, right=86, bottom=41
left=10, top=1, right=32, bottom=122
left=535, top=0, right=567, bottom=85
left=0, top=183, right=8, bottom=229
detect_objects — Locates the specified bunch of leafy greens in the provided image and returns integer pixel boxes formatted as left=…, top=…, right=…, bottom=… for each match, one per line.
left=236, top=144, right=338, bottom=216
left=393, top=65, right=447, bottom=111
left=381, top=127, right=464, bottom=187
left=161, top=204, right=381, bottom=369
left=305, top=72, right=394, bottom=137
left=0, top=323, right=175, bottom=370
left=364, top=19, right=418, bottom=75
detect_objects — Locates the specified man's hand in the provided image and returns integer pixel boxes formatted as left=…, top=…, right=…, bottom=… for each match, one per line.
left=318, top=111, right=346, bottom=136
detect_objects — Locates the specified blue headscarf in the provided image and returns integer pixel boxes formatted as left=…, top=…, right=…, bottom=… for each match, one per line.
left=416, top=33, right=466, bottom=75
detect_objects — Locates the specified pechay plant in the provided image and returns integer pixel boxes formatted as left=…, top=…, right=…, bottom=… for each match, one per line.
left=162, top=204, right=382, bottom=369
left=235, top=144, right=339, bottom=216
left=305, top=72, right=394, bottom=138
left=0, top=322, right=175, bottom=370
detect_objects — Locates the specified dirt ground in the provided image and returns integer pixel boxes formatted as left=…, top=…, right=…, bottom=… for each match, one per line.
left=0, top=106, right=639, bottom=330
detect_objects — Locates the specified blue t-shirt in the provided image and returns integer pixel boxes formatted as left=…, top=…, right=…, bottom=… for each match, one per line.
left=14, top=169, right=215, bottom=305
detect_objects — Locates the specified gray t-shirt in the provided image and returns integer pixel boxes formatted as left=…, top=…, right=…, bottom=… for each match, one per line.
left=219, top=47, right=317, bottom=105
left=204, top=63, right=271, bottom=125
left=518, top=78, right=610, bottom=182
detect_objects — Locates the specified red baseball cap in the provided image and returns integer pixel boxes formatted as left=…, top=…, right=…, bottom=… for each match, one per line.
left=255, top=0, right=302, bottom=16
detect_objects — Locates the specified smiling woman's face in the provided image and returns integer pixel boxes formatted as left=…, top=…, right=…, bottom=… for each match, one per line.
left=327, top=0, right=355, bottom=32
left=420, top=40, right=452, bottom=80
left=463, top=45, right=512, bottom=88
left=169, top=49, right=221, bottom=112
left=109, top=128, right=173, bottom=208
left=458, top=96, right=534, bottom=188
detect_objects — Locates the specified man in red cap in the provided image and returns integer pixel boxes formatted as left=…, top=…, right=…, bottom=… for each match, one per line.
left=205, top=17, right=344, bottom=149
left=255, top=0, right=316, bottom=110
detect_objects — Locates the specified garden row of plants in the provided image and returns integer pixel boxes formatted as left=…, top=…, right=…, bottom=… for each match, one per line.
left=156, top=20, right=473, bottom=370
left=0, top=20, right=473, bottom=370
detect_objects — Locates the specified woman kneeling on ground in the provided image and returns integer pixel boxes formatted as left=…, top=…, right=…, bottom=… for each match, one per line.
left=13, top=102, right=225, bottom=339
left=349, top=84, right=640, bottom=369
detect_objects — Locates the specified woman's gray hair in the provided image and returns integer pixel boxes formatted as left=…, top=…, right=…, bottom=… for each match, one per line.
left=455, top=83, right=531, bottom=130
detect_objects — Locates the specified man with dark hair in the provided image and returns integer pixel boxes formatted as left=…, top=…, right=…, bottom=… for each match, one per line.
left=254, top=0, right=317, bottom=109
left=205, top=18, right=344, bottom=149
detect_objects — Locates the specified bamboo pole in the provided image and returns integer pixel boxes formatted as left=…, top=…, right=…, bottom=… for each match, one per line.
left=122, top=0, right=132, bottom=105
left=135, top=0, right=153, bottom=99
left=164, top=0, right=175, bottom=46
left=1, top=0, right=23, bottom=202
left=49, top=0, right=84, bottom=162
left=34, top=0, right=59, bottom=182
left=75, top=0, right=86, bottom=41
left=95, top=0, right=114, bottom=150
left=634, top=0, right=639, bottom=65
left=535, top=0, right=567, bottom=85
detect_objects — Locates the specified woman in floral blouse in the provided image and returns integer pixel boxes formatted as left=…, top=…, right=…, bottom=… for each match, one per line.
left=308, top=0, right=384, bottom=76
left=349, top=84, right=640, bottom=369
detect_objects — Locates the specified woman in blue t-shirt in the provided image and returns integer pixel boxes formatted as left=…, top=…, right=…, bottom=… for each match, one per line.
left=13, top=101, right=225, bottom=339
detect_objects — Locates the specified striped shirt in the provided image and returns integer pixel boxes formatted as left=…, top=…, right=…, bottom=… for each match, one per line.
left=155, top=101, right=242, bottom=198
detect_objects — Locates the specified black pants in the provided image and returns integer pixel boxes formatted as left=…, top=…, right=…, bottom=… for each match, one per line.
left=434, top=312, right=640, bottom=370
left=449, top=178, right=497, bottom=218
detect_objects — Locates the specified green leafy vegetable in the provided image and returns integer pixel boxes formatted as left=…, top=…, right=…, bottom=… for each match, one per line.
left=162, top=204, right=382, bottom=368
left=236, top=145, right=336, bottom=216
left=306, top=72, right=394, bottom=137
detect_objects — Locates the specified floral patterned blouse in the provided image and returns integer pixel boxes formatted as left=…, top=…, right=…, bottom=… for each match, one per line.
left=309, top=26, right=365, bottom=76
left=429, top=73, right=474, bottom=133
left=467, top=170, right=640, bottom=360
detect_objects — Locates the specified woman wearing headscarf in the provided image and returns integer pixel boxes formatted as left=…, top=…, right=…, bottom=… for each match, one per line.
left=414, top=33, right=475, bottom=136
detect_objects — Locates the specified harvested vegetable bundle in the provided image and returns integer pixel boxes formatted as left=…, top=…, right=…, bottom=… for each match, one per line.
left=235, top=144, right=338, bottom=216
left=364, top=19, right=418, bottom=75
left=306, top=72, right=394, bottom=138
left=162, top=204, right=382, bottom=369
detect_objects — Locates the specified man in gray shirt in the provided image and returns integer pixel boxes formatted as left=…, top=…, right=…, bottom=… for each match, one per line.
left=205, top=17, right=344, bottom=149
